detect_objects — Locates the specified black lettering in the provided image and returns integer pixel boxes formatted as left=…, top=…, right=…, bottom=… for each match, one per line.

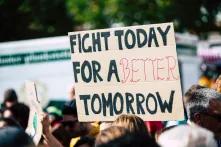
left=156, top=90, right=174, bottom=113
left=125, top=29, right=136, bottom=49
left=92, top=32, right=101, bottom=52
left=91, top=94, right=102, bottom=114
left=101, top=32, right=110, bottom=50
left=81, top=61, right=92, bottom=83
left=78, top=34, right=82, bottom=53
left=114, top=30, right=124, bottom=50
left=125, top=93, right=135, bottom=114
left=136, top=29, right=147, bottom=48
left=92, top=60, right=103, bottom=82
left=107, top=60, right=120, bottom=82
left=102, top=93, right=114, bottom=116
left=136, top=93, right=145, bottom=114
left=70, top=35, right=77, bottom=53
left=80, top=94, right=90, bottom=115
left=146, top=93, right=157, bottom=114
left=148, top=27, right=159, bottom=47
left=82, top=33, right=92, bottom=52
left=72, top=62, right=80, bottom=82
left=113, top=92, right=124, bottom=114
left=157, top=25, right=171, bottom=46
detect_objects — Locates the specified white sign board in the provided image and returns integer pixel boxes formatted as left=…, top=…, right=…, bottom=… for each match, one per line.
left=25, top=81, right=43, bottom=145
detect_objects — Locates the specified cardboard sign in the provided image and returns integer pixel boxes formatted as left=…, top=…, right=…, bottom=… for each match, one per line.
left=69, top=22, right=184, bottom=121
left=25, top=81, right=43, bottom=145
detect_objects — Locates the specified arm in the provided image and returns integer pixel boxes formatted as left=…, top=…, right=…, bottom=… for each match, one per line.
left=42, top=114, right=64, bottom=147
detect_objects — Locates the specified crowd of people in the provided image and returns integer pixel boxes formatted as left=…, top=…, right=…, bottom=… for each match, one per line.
left=0, top=79, right=221, bottom=147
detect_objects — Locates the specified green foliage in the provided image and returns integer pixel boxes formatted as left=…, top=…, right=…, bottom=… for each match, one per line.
left=66, top=0, right=114, bottom=28
left=66, top=0, right=221, bottom=33
left=113, top=0, right=174, bottom=25
left=172, top=0, right=221, bottom=33
left=0, top=0, right=73, bottom=42
left=66, top=0, right=174, bottom=28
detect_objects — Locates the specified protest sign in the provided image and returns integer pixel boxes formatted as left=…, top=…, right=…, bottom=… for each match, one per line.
left=25, top=81, right=43, bottom=145
left=69, top=22, right=184, bottom=121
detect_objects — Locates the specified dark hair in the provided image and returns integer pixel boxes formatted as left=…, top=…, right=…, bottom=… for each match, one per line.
left=5, top=103, right=30, bottom=129
left=75, top=136, right=95, bottom=147
left=3, top=88, right=18, bottom=103
left=184, top=84, right=206, bottom=105
left=186, top=88, right=221, bottom=121
left=0, top=117, right=21, bottom=128
left=62, top=99, right=77, bottom=116
left=0, top=127, right=35, bottom=147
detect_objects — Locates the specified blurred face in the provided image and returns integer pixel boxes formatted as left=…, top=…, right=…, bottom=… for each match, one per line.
left=62, top=115, right=87, bottom=137
left=5, top=101, right=15, bottom=108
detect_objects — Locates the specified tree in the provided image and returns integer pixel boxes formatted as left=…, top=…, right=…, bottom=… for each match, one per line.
left=172, top=0, right=221, bottom=33
left=0, top=0, right=74, bottom=42
left=66, top=0, right=113, bottom=29
left=1, top=0, right=220, bottom=42
left=66, top=0, right=174, bottom=28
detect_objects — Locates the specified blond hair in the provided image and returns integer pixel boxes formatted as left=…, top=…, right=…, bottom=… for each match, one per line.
left=112, top=114, right=148, bottom=134
left=95, top=126, right=127, bottom=146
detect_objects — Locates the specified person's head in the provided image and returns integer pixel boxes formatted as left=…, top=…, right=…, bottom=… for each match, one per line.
left=96, top=126, right=128, bottom=146
left=158, top=125, right=217, bottom=147
left=3, top=103, right=30, bottom=129
left=184, top=84, right=206, bottom=105
left=0, top=127, right=35, bottom=147
left=97, top=131, right=159, bottom=147
left=3, top=88, right=18, bottom=108
left=112, top=114, right=148, bottom=134
left=185, top=88, right=221, bottom=138
left=62, top=99, right=88, bottom=137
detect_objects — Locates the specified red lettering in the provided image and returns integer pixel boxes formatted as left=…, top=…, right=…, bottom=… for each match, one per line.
left=166, top=56, right=178, bottom=80
left=156, top=58, right=165, bottom=80
left=118, top=56, right=179, bottom=83
left=149, top=59, right=156, bottom=80
left=131, top=59, right=141, bottom=83
left=142, top=58, right=149, bottom=81
left=120, top=58, right=130, bottom=83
